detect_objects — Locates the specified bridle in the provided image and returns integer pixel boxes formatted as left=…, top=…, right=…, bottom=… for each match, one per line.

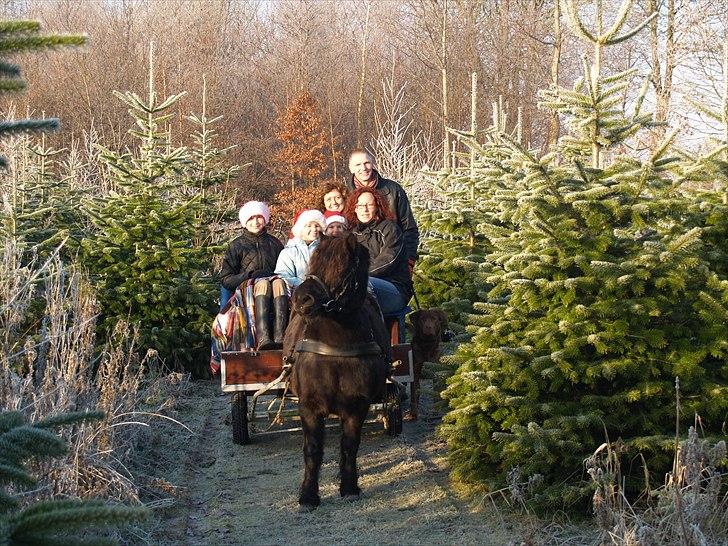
left=305, top=253, right=362, bottom=314
left=289, top=251, right=382, bottom=360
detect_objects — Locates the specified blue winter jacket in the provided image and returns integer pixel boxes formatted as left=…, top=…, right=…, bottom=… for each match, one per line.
left=274, top=237, right=320, bottom=288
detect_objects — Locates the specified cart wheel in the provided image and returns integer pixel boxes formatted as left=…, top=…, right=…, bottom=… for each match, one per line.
left=231, top=392, right=250, bottom=445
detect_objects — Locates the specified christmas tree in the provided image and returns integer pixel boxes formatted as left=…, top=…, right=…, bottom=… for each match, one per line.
left=413, top=98, right=518, bottom=330
left=81, top=48, right=218, bottom=371
left=0, top=410, right=147, bottom=544
left=0, top=21, right=86, bottom=258
left=439, top=0, right=728, bottom=511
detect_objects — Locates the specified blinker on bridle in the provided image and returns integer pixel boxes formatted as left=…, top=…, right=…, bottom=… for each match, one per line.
left=305, top=253, right=361, bottom=314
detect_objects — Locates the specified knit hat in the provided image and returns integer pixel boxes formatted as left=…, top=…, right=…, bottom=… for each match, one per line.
left=291, top=209, right=326, bottom=239
left=239, top=201, right=270, bottom=227
left=324, top=213, right=347, bottom=228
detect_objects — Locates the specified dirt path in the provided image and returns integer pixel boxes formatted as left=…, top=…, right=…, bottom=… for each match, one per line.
left=148, top=379, right=521, bottom=545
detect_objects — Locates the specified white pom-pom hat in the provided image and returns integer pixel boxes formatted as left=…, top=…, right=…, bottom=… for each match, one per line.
left=239, top=201, right=270, bottom=227
left=291, top=209, right=326, bottom=239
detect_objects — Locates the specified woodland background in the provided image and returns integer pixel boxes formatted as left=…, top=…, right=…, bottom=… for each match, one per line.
left=1, top=0, right=726, bottom=196
left=1, top=0, right=727, bottom=543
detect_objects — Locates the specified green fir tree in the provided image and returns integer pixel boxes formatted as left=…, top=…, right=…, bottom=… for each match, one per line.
left=184, top=76, right=242, bottom=247
left=0, top=410, right=147, bottom=545
left=0, top=20, right=86, bottom=258
left=80, top=49, right=217, bottom=371
left=2, top=132, right=88, bottom=261
left=439, top=0, right=728, bottom=512
left=414, top=101, right=519, bottom=330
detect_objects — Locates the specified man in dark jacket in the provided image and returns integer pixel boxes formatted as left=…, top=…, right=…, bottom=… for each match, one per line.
left=346, top=149, right=419, bottom=275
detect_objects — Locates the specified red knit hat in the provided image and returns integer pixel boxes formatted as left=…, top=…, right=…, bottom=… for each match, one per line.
left=324, top=213, right=347, bottom=228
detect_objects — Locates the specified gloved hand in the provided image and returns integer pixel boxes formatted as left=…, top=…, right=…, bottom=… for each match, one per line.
left=407, top=258, right=416, bottom=276
left=249, top=270, right=273, bottom=279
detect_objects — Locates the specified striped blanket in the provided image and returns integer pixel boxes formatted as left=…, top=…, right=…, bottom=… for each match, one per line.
left=209, top=277, right=289, bottom=375
left=210, top=280, right=256, bottom=375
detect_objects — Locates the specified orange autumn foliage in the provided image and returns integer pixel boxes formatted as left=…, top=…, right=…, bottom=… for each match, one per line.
left=274, top=91, right=329, bottom=188
left=268, top=185, right=322, bottom=240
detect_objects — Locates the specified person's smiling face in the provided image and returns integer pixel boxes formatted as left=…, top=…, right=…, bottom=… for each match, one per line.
left=355, top=192, right=377, bottom=223
left=349, top=152, right=375, bottom=185
left=300, top=221, right=321, bottom=243
left=325, top=221, right=345, bottom=237
left=323, top=190, right=344, bottom=212
left=245, top=215, right=265, bottom=234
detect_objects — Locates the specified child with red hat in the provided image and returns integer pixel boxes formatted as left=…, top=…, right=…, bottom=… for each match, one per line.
left=275, top=209, right=326, bottom=288
left=323, top=210, right=348, bottom=237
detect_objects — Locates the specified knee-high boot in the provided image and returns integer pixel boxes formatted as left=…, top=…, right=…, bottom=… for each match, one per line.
left=254, top=295, right=275, bottom=351
left=273, top=296, right=289, bottom=345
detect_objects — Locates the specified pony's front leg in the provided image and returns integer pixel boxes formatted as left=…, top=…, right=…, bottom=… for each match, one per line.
left=298, top=406, right=325, bottom=511
left=339, top=408, right=366, bottom=499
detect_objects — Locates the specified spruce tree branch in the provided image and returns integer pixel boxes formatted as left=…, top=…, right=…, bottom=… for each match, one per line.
left=0, top=34, right=86, bottom=53
left=0, top=119, right=59, bottom=135
left=0, top=60, right=20, bottom=76
left=563, top=0, right=597, bottom=44
left=601, top=0, right=635, bottom=42
left=0, top=21, right=41, bottom=33
left=606, top=12, right=658, bottom=45
left=0, top=78, right=24, bottom=93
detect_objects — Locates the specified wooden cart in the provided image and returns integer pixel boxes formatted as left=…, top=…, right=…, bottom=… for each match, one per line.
left=220, top=318, right=412, bottom=444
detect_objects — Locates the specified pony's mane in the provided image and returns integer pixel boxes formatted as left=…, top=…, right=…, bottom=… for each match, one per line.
left=307, top=235, right=369, bottom=291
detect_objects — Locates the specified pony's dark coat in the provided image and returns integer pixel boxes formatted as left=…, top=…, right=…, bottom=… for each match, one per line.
left=283, top=234, right=389, bottom=509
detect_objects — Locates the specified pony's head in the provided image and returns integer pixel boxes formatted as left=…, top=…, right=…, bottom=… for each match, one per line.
left=293, top=234, right=370, bottom=317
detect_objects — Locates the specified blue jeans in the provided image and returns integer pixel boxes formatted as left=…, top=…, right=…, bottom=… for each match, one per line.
left=369, top=277, right=407, bottom=315
left=220, top=286, right=234, bottom=311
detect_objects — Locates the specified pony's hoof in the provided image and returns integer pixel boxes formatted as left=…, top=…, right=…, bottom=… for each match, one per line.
left=342, top=493, right=360, bottom=502
left=298, top=503, right=318, bottom=513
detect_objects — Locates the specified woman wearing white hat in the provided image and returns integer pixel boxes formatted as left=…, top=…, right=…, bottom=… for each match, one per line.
left=274, top=209, right=326, bottom=289
left=220, top=200, right=287, bottom=350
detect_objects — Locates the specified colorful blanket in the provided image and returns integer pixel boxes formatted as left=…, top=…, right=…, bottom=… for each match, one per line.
left=209, top=277, right=289, bottom=375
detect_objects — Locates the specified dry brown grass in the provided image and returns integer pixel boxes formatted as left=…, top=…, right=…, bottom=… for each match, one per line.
left=587, top=425, right=727, bottom=545
left=0, top=238, right=190, bottom=512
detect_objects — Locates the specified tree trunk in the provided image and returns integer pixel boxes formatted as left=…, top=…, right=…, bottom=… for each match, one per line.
left=548, top=0, right=562, bottom=148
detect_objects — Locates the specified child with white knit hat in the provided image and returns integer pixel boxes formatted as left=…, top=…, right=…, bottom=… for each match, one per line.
left=219, top=200, right=287, bottom=350
left=274, top=209, right=326, bottom=289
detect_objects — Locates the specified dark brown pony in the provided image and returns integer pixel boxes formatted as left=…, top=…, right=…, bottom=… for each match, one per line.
left=283, top=234, right=389, bottom=511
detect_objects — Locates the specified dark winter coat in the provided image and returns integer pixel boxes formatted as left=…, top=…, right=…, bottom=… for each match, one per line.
left=352, top=218, right=413, bottom=300
left=219, top=228, right=284, bottom=290
left=346, top=171, right=419, bottom=263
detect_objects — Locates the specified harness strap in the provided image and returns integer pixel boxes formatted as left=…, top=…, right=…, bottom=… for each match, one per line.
left=295, top=339, right=381, bottom=357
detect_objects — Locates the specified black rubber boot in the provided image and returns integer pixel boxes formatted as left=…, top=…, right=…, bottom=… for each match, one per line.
left=273, top=295, right=289, bottom=346
left=254, top=295, right=275, bottom=350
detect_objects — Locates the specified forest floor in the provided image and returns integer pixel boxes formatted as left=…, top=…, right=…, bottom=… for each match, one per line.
left=133, top=378, right=596, bottom=546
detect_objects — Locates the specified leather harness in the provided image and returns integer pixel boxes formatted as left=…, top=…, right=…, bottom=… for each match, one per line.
left=295, top=339, right=382, bottom=357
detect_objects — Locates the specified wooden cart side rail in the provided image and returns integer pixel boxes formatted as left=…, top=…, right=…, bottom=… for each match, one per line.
left=391, top=344, right=413, bottom=384
left=221, top=344, right=413, bottom=391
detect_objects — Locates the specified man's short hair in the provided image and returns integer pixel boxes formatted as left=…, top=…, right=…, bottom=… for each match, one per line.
left=348, top=148, right=374, bottom=162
